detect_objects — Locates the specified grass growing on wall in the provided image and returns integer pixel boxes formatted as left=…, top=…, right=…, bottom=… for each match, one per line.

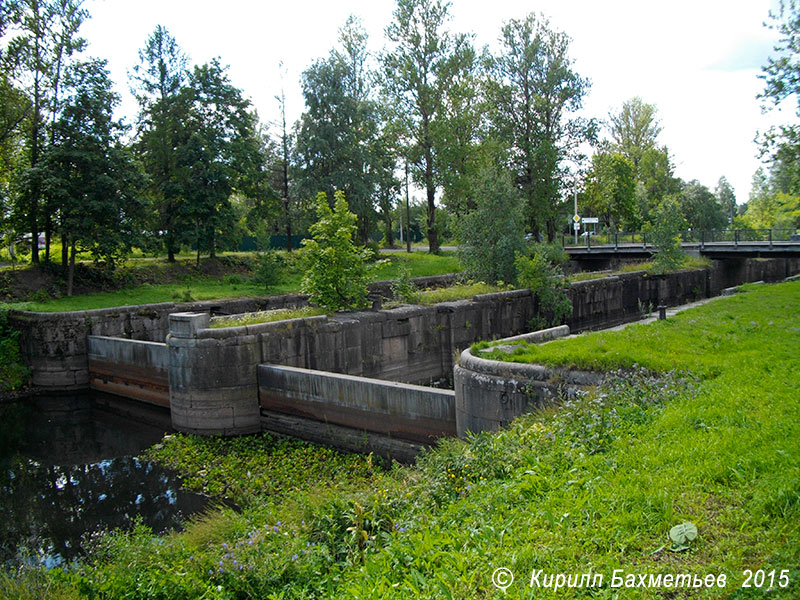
left=209, top=306, right=326, bottom=329
left=3, top=252, right=461, bottom=313
left=2, top=281, right=798, bottom=599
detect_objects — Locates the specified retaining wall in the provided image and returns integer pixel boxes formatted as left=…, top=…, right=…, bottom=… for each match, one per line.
left=10, top=275, right=457, bottom=392
left=258, top=364, right=456, bottom=443
left=87, top=336, right=169, bottom=407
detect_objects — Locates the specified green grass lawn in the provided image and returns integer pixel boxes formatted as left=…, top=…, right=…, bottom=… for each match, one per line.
left=4, top=252, right=461, bottom=313
left=2, top=281, right=798, bottom=599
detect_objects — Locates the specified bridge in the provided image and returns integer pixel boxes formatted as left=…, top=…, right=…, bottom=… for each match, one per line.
left=562, top=228, right=800, bottom=264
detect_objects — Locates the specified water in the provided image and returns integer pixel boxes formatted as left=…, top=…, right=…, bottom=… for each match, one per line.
left=0, top=392, right=211, bottom=568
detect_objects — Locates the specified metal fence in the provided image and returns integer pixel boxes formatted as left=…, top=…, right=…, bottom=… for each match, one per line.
left=562, top=229, right=800, bottom=249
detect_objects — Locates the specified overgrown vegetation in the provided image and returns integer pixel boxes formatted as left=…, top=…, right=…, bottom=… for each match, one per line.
left=0, top=309, right=29, bottom=392
left=4, top=280, right=797, bottom=599
left=515, top=243, right=572, bottom=329
left=300, top=191, right=384, bottom=311
left=209, top=306, right=325, bottom=329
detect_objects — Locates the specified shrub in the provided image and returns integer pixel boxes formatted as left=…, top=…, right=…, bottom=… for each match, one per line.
left=515, top=246, right=572, bottom=329
left=390, top=264, right=420, bottom=304
left=252, top=249, right=283, bottom=291
left=648, top=197, right=688, bottom=274
left=0, top=309, right=29, bottom=392
left=456, top=166, right=525, bottom=284
left=300, top=191, right=373, bottom=311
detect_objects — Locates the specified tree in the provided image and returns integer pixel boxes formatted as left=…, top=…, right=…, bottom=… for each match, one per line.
left=583, top=152, right=638, bottom=230
left=485, top=13, right=594, bottom=240
left=715, top=176, right=737, bottom=224
left=758, top=1, right=800, bottom=196
left=44, top=59, right=144, bottom=295
left=175, top=59, right=263, bottom=262
left=382, top=0, right=473, bottom=253
left=300, top=190, right=373, bottom=311
left=635, top=146, right=681, bottom=225
left=131, top=25, right=189, bottom=262
left=608, top=97, right=662, bottom=168
left=295, top=17, right=386, bottom=243
left=456, top=163, right=525, bottom=284
left=678, top=180, right=727, bottom=231
left=649, top=197, right=687, bottom=274
left=2, top=0, right=88, bottom=264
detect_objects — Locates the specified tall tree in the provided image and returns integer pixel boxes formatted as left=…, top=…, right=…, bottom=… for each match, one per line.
left=486, top=13, right=594, bottom=241
left=175, top=59, right=263, bottom=261
left=608, top=97, right=662, bottom=168
left=45, top=59, right=144, bottom=295
left=679, top=180, right=727, bottom=231
left=583, top=152, right=638, bottom=230
left=131, top=25, right=189, bottom=262
left=382, top=0, right=473, bottom=253
left=715, top=176, right=737, bottom=224
left=3, top=0, right=88, bottom=264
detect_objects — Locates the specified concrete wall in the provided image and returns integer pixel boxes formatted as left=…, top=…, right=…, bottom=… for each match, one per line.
left=87, top=336, right=169, bottom=407
left=258, top=364, right=456, bottom=444
left=12, top=259, right=800, bottom=397
left=453, top=326, right=603, bottom=437
left=9, top=274, right=458, bottom=392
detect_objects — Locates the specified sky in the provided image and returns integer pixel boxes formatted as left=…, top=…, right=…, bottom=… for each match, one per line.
left=80, top=0, right=791, bottom=206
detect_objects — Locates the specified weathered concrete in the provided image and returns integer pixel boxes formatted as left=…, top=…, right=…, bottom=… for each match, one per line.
left=9, top=274, right=458, bottom=392
left=453, top=325, right=605, bottom=436
left=258, top=364, right=456, bottom=444
left=167, top=312, right=261, bottom=436
left=87, top=336, right=169, bottom=406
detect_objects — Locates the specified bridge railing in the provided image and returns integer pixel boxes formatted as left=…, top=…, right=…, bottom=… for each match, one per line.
left=563, top=228, right=799, bottom=249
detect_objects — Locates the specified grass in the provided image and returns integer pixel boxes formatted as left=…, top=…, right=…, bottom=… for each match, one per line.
left=2, top=251, right=461, bottom=313
left=209, top=306, right=326, bottom=329
left=2, top=281, right=798, bottom=598
left=569, top=255, right=713, bottom=283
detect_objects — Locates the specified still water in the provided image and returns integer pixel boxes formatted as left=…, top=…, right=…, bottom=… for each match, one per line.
left=0, top=392, right=211, bottom=568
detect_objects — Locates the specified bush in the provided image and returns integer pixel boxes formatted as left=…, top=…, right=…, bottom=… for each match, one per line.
left=300, top=191, right=374, bottom=311
left=648, top=197, right=688, bottom=274
left=0, top=309, right=29, bottom=392
left=456, top=166, right=525, bottom=284
left=515, top=246, right=572, bottom=330
left=390, top=264, right=420, bottom=304
left=252, top=249, right=284, bottom=291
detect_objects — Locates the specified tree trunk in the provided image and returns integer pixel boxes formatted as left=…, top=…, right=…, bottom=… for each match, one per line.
left=66, top=239, right=75, bottom=297
left=424, top=148, right=439, bottom=254
left=61, top=232, right=68, bottom=278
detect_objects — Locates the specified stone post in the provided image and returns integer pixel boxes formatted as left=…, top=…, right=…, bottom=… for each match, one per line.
left=167, top=312, right=261, bottom=435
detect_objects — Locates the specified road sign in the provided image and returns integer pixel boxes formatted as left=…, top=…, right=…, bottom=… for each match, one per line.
left=572, top=214, right=580, bottom=223
left=573, top=222, right=581, bottom=231
left=582, top=217, right=599, bottom=224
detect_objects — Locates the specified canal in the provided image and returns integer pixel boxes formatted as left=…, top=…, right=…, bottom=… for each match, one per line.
left=0, top=392, right=211, bottom=569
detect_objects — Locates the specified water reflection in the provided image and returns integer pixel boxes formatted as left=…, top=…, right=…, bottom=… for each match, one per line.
left=0, top=393, right=210, bottom=568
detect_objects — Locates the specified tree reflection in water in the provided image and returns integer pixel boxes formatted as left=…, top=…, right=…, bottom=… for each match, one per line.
left=0, top=393, right=210, bottom=568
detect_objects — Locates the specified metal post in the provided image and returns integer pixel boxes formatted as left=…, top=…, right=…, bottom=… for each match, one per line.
left=614, top=232, right=618, bottom=250
left=573, top=189, right=578, bottom=246
left=769, top=229, right=773, bottom=249
left=734, top=229, right=739, bottom=247
left=658, top=305, right=667, bottom=320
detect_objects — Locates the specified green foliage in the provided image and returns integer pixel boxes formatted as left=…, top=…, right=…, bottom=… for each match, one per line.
left=669, top=521, right=698, bottom=552
left=210, top=306, right=325, bottom=329
left=514, top=244, right=572, bottom=329
left=486, top=13, right=594, bottom=240
left=251, top=249, right=283, bottom=291
left=608, top=97, right=662, bottom=167
left=678, top=179, right=727, bottom=230
left=456, top=165, right=525, bottom=284
left=583, top=151, right=639, bottom=230
left=649, top=197, right=688, bottom=274
left=0, top=308, right=29, bottom=391
left=300, top=191, right=373, bottom=311
left=390, top=264, right=420, bottom=304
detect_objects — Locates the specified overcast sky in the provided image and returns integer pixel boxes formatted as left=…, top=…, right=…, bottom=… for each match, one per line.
left=81, top=0, right=790, bottom=206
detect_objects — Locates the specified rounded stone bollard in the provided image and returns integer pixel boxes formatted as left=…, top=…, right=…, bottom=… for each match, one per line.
left=167, top=312, right=261, bottom=436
